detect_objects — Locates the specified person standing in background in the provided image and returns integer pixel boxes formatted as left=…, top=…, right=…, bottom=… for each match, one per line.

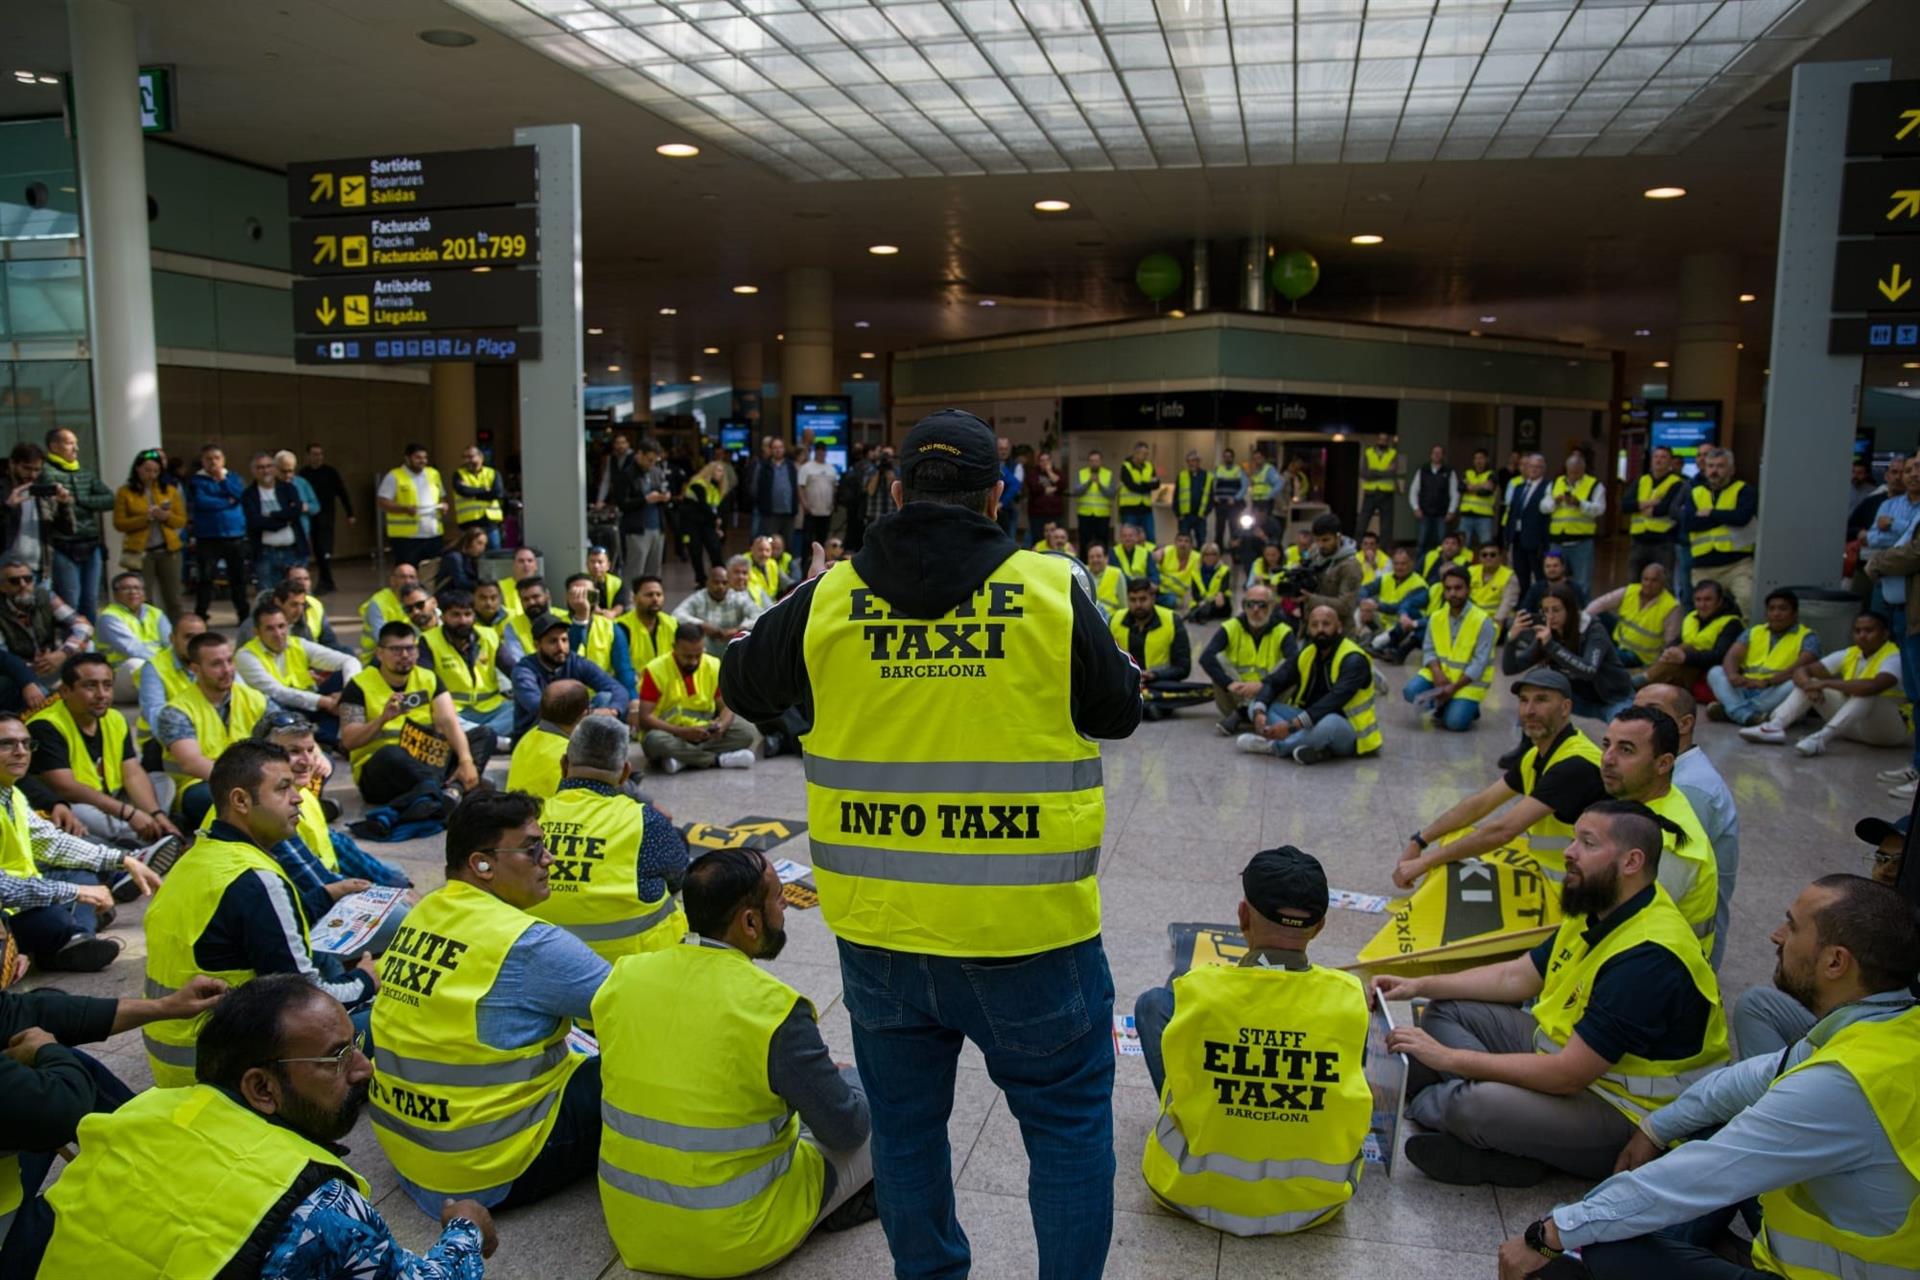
left=1544, top=450, right=1607, bottom=595
left=450, top=443, right=507, bottom=552
left=40, top=429, right=114, bottom=622
left=1358, top=433, right=1401, bottom=542
left=1458, top=448, right=1498, bottom=550
left=186, top=444, right=251, bottom=623
left=1026, top=448, right=1064, bottom=547
left=626, top=438, right=672, bottom=582
left=1211, top=448, right=1246, bottom=552
left=798, top=441, right=838, bottom=553
left=113, top=449, right=187, bottom=621
left=1071, top=447, right=1116, bottom=555
left=1409, top=444, right=1458, bottom=562
left=1688, top=446, right=1758, bottom=618
left=1120, top=440, right=1161, bottom=541
left=241, top=452, right=308, bottom=592
left=755, top=438, right=800, bottom=549
left=297, top=443, right=354, bottom=595
left=1504, top=453, right=1551, bottom=599
left=1174, top=450, right=1215, bottom=546
left=1622, top=445, right=1687, bottom=579
left=1246, top=447, right=1282, bottom=528
left=376, top=443, right=446, bottom=577
left=995, top=436, right=1025, bottom=541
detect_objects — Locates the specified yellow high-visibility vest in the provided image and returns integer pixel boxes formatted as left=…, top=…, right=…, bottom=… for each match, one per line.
left=165, top=681, right=267, bottom=798
left=572, top=614, right=616, bottom=670
left=1421, top=546, right=1470, bottom=580
left=1531, top=884, right=1728, bottom=1124
left=800, top=554, right=1103, bottom=957
left=345, top=666, right=437, bottom=784
left=1157, top=547, right=1199, bottom=610
left=1141, top=961, right=1371, bottom=1236
left=1470, top=564, right=1514, bottom=616
left=1091, top=564, right=1126, bottom=614
left=1614, top=586, right=1679, bottom=665
left=1075, top=467, right=1114, bottom=517
left=1630, top=473, right=1683, bottom=536
left=749, top=558, right=781, bottom=604
left=1689, top=481, right=1755, bottom=558
left=1681, top=611, right=1740, bottom=653
left=620, top=611, right=679, bottom=672
left=1120, top=459, right=1157, bottom=508
left=498, top=577, right=527, bottom=617
left=1221, top=619, right=1291, bottom=683
left=1644, top=786, right=1719, bottom=953
left=453, top=465, right=502, bottom=525
left=241, top=634, right=313, bottom=693
left=1740, top=624, right=1813, bottom=681
left=1114, top=541, right=1156, bottom=581
left=1840, top=641, right=1912, bottom=725
left=358, top=587, right=406, bottom=658
left=97, top=601, right=164, bottom=666
left=1377, top=572, right=1428, bottom=613
left=1191, top=560, right=1231, bottom=605
left=369, top=880, right=585, bottom=1196
left=1459, top=468, right=1496, bottom=517
left=1295, top=638, right=1381, bottom=754
left=1516, top=728, right=1604, bottom=880
left=28, top=698, right=127, bottom=795
left=1361, top=447, right=1398, bottom=493
left=595, top=941, right=823, bottom=1276
left=423, top=625, right=505, bottom=713
left=505, top=724, right=570, bottom=799
left=526, top=783, right=685, bottom=961
left=1175, top=469, right=1214, bottom=518
left=135, top=651, right=193, bottom=746
left=0, top=787, right=36, bottom=880
left=1549, top=474, right=1599, bottom=539
left=382, top=465, right=443, bottom=538
left=1355, top=549, right=1387, bottom=586
left=1113, top=604, right=1177, bottom=671
left=642, top=652, right=721, bottom=725
left=1429, top=605, right=1493, bottom=702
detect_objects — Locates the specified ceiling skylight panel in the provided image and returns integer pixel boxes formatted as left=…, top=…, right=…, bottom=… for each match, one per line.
left=922, top=42, right=996, bottom=76
left=747, top=52, right=827, bottom=85
left=806, top=49, right=885, bottom=83
left=979, top=36, right=1056, bottom=77
left=821, top=6, right=897, bottom=44
left=641, top=58, right=723, bottom=92
left=553, top=6, right=621, bottom=32
left=526, top=31, right=619, bottom=69
left=1472, top=51, right=1544, bottom=87
left=1043, top=36, right=1113, bottom=76
left=954, top=75, right=1021, bottom=106
left=701, top=57, right=778, bottom=90
left=869, top=44, right=942, bottom=82
left=1296, top=59, right=1354, bottom=95
left=1487, top=8, right=1567, bottom=54
left=449, top=1, right=556, bottom=37
left=1164, top=26, right=1234, bottom=69
left=1622, top=2, right=1716, bottom=47
left=883, top=2, right=965, bottom=40
left=1355, top=57, right=1416, bottom=93
left=1010, top=74, right=1074, bottom=106
left=1422, top=10, right=1498, bottom=58
left=1123, top=68, right=1181, bottom=101
left=1177, top=63, right=1240, bottom=103
left=1230, top=23, right=1291, bottom=63
left=700, top=16, right=782, bottom=53
left=757, top=10, right=839, bottom=47
left=1553, top=4, right=1645, bottom=51
left=1014, top=0, right=1089, bottom=33
left=1691, top=0, right=1795, bottom=43
left=1237, top=62, right=1291, bottom=96
left=1594, top=44, right=1674, bottom=83
left=677, top=1, right=745, bottom=20
left=1662, top=44, right=1744, bottom=80
left=522, top=0, right=599, bottom=18
left=1107, top=31, right=1172, bottom=68
left=949, top=0, right=1027, bottom=37
left=1360, top=17, right=1428, bottom=59
left=1294, top=19, right=1360, bottom=62
left=1412, top=53, right=1477, bottom=90
left=1085, top=0, right=1158, bottom=26
left=1069, top=70, right=1129, bottom=103
left=579, top=25, right=667, bottom=62
left=644, top=20, right=726, bottom=57
left=1533, top=47, right=1607, bottom=85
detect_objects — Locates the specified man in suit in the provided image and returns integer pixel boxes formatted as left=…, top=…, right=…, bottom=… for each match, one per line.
left=1504, top=452, right=1550, bottom=599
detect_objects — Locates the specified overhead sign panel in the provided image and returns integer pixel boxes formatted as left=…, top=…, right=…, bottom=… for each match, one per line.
left=292, top=207, right=538, bottom=275
left=1832, top=240, right=1920, bottom=312
left=1846, top=81, right=1920, bottom=158
left=296, top=329, right=541, bottom=367
left=1839, top=159, right=1920, bottom=237
left=286, top=146, right=537, bottom=217
left=292, top=270, right=539, bottom=334
left=1829, top=317, right=1920, bottom=356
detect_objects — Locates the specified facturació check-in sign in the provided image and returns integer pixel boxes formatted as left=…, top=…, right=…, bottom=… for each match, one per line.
left=292, top=206, right=539, bottom=275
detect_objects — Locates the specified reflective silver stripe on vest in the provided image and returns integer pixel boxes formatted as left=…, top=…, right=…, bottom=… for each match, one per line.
left=371, top=1086, right=560, bottom=1152
left=1531, top=1027, right=1719, bottom=1097
left=602, top=1100, right=792, bottom=1153
left=142, top=1032, right=196, bottom=1067
left=1759, top=1225, right=1916, bottom=1280
left=375, top=1042, right=571, bottom=1088
left=804, top=755, right=1102, bottom=795
left=1155, top=1193, right=1340, bottom=1239
left=599, top=1146, right=795, bottom=1211
left=810, top=841, right=1099, bottom=887
left=562, top=896, right=681, bottom=943
left=1153, top=1112, right=1360, bottom=1186
left=144, top=978, right=176, bottom=999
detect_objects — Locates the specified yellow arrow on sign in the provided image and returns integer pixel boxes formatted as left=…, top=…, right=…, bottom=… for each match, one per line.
left=1881, top=263, right=1914, bottom=303
left=314, top=297, right=337, bottom=326
left=731, top=820, right=792, bottom=839
left=1900, top=109, right=1920, bottom=142
left=309, top=172, right=334, bottom=203
left=311, top=235, right=337, bottom=265
left=1890, top=190, right=1920, bottom=221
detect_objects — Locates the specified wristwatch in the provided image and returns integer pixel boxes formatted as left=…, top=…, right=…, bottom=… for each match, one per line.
left=1524, top=1218, right=1562, bottom=1259
left=1409, top=831, right=1430, bottom=850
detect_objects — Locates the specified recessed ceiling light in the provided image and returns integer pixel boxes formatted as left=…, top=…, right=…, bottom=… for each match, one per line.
left=1738, top=293, right=1757, bottom=302
left=1904, top=362, right=1920, bottom=369
left=1033, top=199, right=1071, bottom=213
left=471, top=265, right=491, bottom=273
left=1468, top=329, right=1482, bottom=337
left=656, top=143, right=700, bottom=158
left=607, top=364, right=621, bottom=373
left=1643, top=186, right=1687, bottom=200
left=1349, top=234, right=1384, bottom=245
left=1167, top=309, right=1186, bottom=318
left=418, top=28, right=478, bottom=47
left=587, top=326, right=604, bottom=335
left=978, top=299, right=997, bottom=307
left=658, top=307, right=677, bottom=316
left=1479, top=315, right=1497, bottom=323
left=37, top=75, right=59, bottom=85
left=868, top=244, right=899, bottom=256
left=776, top=332, right=784, bottom=341
left=732, top=284, right=758, bottom=295
left=852, top=372, right=866, bottom=380
left=1737, top=342, right=1745, bottom=350
left=690, top=374, right=702, bottom=382
left=859, top=351, right=875, bottom=359
left=1652, top=360, right=1671, bottom=368
left=702, top=346, right=719, bottom=355
left=854, top=320, right=870, bottom=329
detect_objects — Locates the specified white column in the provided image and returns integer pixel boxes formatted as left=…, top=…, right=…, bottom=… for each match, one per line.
left=513, top=124, right=586, bottom=570
left=68, top=0, right=161, bottom=498
left=781, top=267, right=833, bottom=433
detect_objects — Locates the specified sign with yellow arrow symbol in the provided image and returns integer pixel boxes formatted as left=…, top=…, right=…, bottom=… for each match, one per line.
left=681, top=817, right=808, bottom=854
left=1846, top=81, right=1920, bottom=158
left=1839, top=159, right=1920, bottom=235
left=1834, top=241, right=1920, bottom=312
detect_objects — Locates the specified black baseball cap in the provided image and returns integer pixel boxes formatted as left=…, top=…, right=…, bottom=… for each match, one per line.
left=899, top=409, right=1000, bottom=492
left=1242, top=846, right=1329, bottom=928
left=532, top=612, right=570, bottom=640
left=1855, top=814, right=1911, bottom=846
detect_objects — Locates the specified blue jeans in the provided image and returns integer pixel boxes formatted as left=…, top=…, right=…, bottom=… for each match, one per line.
left=49, top=541, right=103, bottom=620
left=462, top=699, right=518, bottom=742
left=1573, top=694, right=1634, bottom=724
left=1260, top=702, right=1359, bottom=758
left=1402, top=675, right=1481, bottom=732
left=1674, top=541, right=1694, bottom=600
left=1457, top=516, right=1494, bottom=548
left=1556, top=539, right=1595, bottom=594
left=1415, top=516, right=1447, bottom=560
left=1583, top=1204, right=1765, bottom=1280
left=255, top=544, right=305, bottom=591
left=1703, top=667, right=1794, bottom=726
left=0, top=1048, right=134, bottom=1280
left=1904, top=630, right=1920, bottom=769
left=1177, top=515, right=1208, bottom=545
left=4, top=868, right=102, bottom=960
left=1121, top=508, right=1155, bottom=543
left=838, top=935, right=1116, bottom=1280
left=1134, top=985, right=1175, bottom=1099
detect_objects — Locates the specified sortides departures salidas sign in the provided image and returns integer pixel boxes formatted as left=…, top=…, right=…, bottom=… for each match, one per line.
left=287, top=146, right=540, bottom=366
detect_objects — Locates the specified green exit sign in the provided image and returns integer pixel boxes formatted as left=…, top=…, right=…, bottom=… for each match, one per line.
left=139, top=66, right=173, bottom=134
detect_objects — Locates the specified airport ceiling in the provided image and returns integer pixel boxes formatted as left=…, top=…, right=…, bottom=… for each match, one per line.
left=4, top=0, right=1918, bottom=391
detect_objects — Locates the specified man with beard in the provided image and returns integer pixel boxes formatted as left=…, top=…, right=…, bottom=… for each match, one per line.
left=1402, top=565, right=1496, bottom=733
left=1235, top=603, right=1380, bottom=765
left=636, top=626, right=756, bottom=773
left=1496, top=875, right=1920, bottom=1280
left=1375, top=800, right=1728, bottom=1188
left=1111, top=577, right=1192, bottom=722
left=422, top=588, right=516, bottom=741
left=39, top=976, right=496, bottom=1277
left=595, top=846, right=875, bottom=1275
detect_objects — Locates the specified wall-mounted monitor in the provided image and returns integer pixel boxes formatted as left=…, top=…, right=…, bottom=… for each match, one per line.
left=792, top=395, right=852, bottom=472
left=1646, top=400, right=1720, bottom=477
left=719, top=421, right=751, bottom=453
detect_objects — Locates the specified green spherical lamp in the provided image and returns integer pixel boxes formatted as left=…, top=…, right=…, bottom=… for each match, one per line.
left=1271, top=250, right=1320, bottom=303
left=1134, top=252, right=1183, bottom=303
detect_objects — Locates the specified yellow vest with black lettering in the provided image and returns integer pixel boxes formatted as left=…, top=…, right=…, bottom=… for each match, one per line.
left=1750, top=1006, right=1920, bottom=1280
left=346, top=666, right=437, bottom=784
left=38, top=1084, right=370, bottom=1279
left=526, top=783, right=686, bottom=961
left=241, top=634, right=313, bottom=694
left=135, top=650, right=194, bottom=745
left=620, top=611, right=679, bottom=672
left=1516, top=728, right=1604, bottom=880
left=1113, top=604, right=1176, bottom=671
left=1469, top=564, right=1514, bottom=616
left=1631, top=472, right=1683, bottom=536
left=1549, top=475, right=1598, bottom=538
left=1296, top=639, right=1381, bottom=754
left=383, top=465, right=443, bottom=538
left=1429, top=605, right=1493, bottom=702
left=1142, top=961, right=1371, bottom=1237
left=453, top=465, right=502, bottom=525
left=1614, top=586, right=1679, bottom=665
left=423, top=625, right=504, bottom=714
left=801, top=553, right=1103, bottom=957
left=1742, top=624, right=1813, bottom=681
left=1362, top=446, right=1398, bottom=493
left=1377, top=571, right=1428, bottom=613
left=0, top=787, right=36, bottom=881
left=142, top=834, right=307, bottom=1087
left=1840, top=641, right=1912, bottom=726
left=1091, top=564, right=1125, bottom=614
left=642, top=651, right=720, bottom=726
left=358, top=587, right=406, bottom=657
left=1175, top=469, right=1213, bottom=518
left=1157, top=548, right=1199, bottom=609
left=1114, top=541, right=1155, bottom=581
left=98, top=601, right=165, bottom=666
left=505, top=724, right=570, bottom=799
left=1075, top=467, right=1113, bottom=517
left=1531, top=884, right=1728, bottom=1124
left=1690, top=481, right=1754, bottom=558
left=1682, top=610, right=1740, bottom=654
left=1460, top=468, right=1496, bottom=517
left=1120, top=459, right=1157, bottom=508
left=165, top=681, right=267, bottom=798
left=1222, top=619, right=1291, bottom=683
left=28, top=698, right=126, bottom=795
left=370, top=879, right=585, bottom=1195
left=1645, top=787, right=1719, bottom=955
left=596, top=941, right=823, bottom=1277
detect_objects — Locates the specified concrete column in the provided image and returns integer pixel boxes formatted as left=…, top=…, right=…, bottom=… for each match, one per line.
left=67, top=0, right=161, bottom=530
left=1673, top=252, right=1741, bottom=420
left=780, top=267, right=833, bottom=432
left=514, top=123, right=586, bottom=573
left=431, top=364, right=476, bottom=468
left=732, top=341, right=763, bottom=433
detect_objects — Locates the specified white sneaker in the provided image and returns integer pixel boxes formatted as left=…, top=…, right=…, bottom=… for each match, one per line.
left=659, top=757, right=684, bottom=775
left=1235, top=733, right=1276, bottom=756
left=1794, top=733, right=1828, bottom=758
left=1891, top=778, right=1918, bottom=800
left=1739, top=724, right=1786, bottom=744
left=717, top=749, right=755, bottom=770
left=1877, top=766, right=1918, bottom=785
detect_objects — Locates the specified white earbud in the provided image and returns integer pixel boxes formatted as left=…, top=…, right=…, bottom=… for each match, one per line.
left=475, top=860, right=491, bottom=872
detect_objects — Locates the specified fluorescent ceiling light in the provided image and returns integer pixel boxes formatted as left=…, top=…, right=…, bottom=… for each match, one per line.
left=656, top=142, right=701, bottom=157
left=1350, top=234, right=1384, bottom=245
left=702, top=346, right=719, bottom=354
left=732, top=284, right=759, bottom=294
left=868, top=244, right=899, bottom=255
left=1034, top=199, right=1072, bottom=212
left=1643, top=186, right=1687, bottom=199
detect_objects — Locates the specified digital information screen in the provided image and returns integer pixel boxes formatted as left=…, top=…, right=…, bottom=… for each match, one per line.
left=720, top=422, right=751, bottom=453
left=1647, top=401, right=1720, bottom=477
left=792, top=396, right=851, bottom=472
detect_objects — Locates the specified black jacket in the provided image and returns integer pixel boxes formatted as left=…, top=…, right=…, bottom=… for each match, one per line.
left=1255, top=640, right=1372, bottom=725
left=1504, top=475, right=1551, bottom=552
left=721, top=502, right=1140, bottom=742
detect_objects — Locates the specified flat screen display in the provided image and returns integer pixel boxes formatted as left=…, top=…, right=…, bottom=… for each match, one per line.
left=792, top=395, right=851, bottom=472
left=720, top=422, right=750, bottom=453
left=1647, top=401, right=1720, bottom=477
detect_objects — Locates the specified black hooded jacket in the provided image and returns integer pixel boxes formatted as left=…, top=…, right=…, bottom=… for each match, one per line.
left=720, top=502, right=1141, bottom=740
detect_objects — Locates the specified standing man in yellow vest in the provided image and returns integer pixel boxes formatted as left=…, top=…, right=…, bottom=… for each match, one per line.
left=1401, top=566, right=1496, bottom=733
left=719, top=408, right=1142, bottom=1279
left=1210, top=447, right=1247, bottom=552
left=1689, top=445, right=1758, bottom=617
left=1376, top=800, right=1728, bottom=1186
left=1622, top=444, right=1687, bottom=578
left=27, top=652, right=179, bottom=846
left=141, top=741, right=379, bottom=1086
left=1706, top=588, right=1821, bottom=726
left=1543, top=449, right=1606, bottom=596
left=1200, top=582, right=1293, bottom=730
left=1070, top=447, right=1116, bottom=559
left=376, top=443, right=447, bottom=574
left=422, top=588, right=516, bottom=741
left=1459, top=447, right=1499, bottom=548
left=1119, top=439, right=1161, bottom=542
left=1588, top=561, right=1681, bottom=669
left=154, top=632, right=268, bottom=830
left=357, top=561, right=419, bottom=660
left=1135, top=847, right=1371, bottom=1236
left=1235, top=603, right=1381, bottom=765
left=95, top=571, right=169, bottom=702
left=450, top=443, right=505, bottom=551
left=373, top=791, right=610, bottom=1216
left=1173, top=449, right=1215, bottom=546
left=1740, top=609, right=1910, bottom=756
left=637, top=627, right=756, bottom=773
left=595, top=846, right=875, bottom=1275
left=236, top=601, right=360, bottom=749
left=1502, top=875, right=1920, bottom=1280
left=504, top=678, right=590, bottom=799
left=1358, top=432, right=1401, bottom=542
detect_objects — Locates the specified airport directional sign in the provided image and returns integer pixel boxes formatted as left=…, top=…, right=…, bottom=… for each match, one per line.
left=291, top=269, right=539, bottom=334
left=1828, top=316, right=1920, bottom=356
left=293, top=206, right=538, bottom=275
left=1839, top=158, right=1920, bottom=237
left=287, top=146, right=536, bottom=217
left=296, top=329, right=541, bottom=366
left=1846, top=81, right=1920, bottom=158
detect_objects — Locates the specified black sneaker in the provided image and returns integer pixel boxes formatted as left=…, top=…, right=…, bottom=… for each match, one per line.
left=109, top=871, right=142, bottom=903
left=320, top=797, right=342, bottom=823
left=93, top=906, right=116, bottom=931
left=820, top=1180, right=879, bottom=1233
left=1292, top=745, right=1331, bottom=766
left=1404, top=1133, right=1547, bottom=1187
left=41, top=936, right=123, bottom=973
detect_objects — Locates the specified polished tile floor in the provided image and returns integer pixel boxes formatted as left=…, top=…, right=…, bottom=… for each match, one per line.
left=25, top=553, right=1904, bottom=1278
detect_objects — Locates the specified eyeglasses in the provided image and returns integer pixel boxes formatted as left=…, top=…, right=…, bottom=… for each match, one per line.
left=273, top=1031, right=366, bottom=1077
left=2, top=575, right=33, bottom=587
left=477, top=837, right=549, bottom=861
left=0, top=738, right=34, bottom=753
left=1243, top=599, right=1272, bottom=610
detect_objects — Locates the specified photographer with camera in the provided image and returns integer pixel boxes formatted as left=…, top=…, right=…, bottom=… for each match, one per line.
left=338, top=620, right=493, bottom=809
left=1292, top=513, right=1364, bottom=628
left=4, top=444, right=79, bottom=591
